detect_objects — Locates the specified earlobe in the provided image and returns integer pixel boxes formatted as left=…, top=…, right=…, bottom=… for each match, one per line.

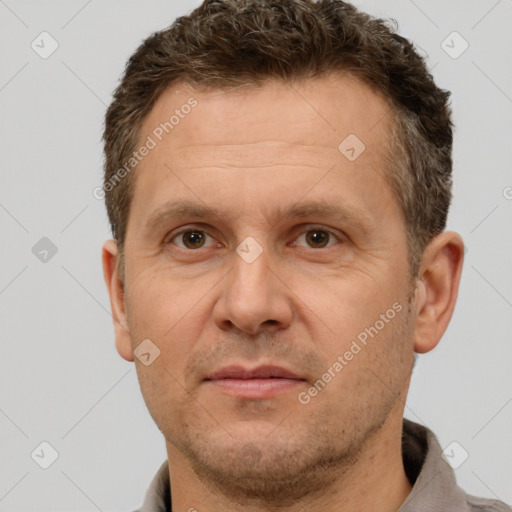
left=412, top=231, right=465, bottom=354
left=102, top=240, right=134, bottom=362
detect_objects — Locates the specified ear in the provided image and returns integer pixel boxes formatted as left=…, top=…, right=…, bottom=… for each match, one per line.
left=413, top=231, right=465, bottom=354
left=102, top=240, right=134, bottom=362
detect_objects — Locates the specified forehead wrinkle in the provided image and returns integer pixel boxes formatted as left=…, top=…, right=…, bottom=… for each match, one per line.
left=168, top=162, right=328, bottom=171
left=153, top=141, right=342, bottom=170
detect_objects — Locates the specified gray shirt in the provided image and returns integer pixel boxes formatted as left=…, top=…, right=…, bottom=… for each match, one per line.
left=134, top=419, right=511, bottom=512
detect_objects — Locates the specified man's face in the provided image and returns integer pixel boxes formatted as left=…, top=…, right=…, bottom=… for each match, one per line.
left=118, top=74, right=418, bottom=499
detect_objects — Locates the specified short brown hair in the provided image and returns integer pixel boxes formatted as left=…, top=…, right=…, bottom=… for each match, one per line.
left=103, top=0, right=453, bottom=281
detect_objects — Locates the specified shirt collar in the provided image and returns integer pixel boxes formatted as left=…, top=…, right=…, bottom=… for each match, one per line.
left=398, top=418, right=469, bottom=511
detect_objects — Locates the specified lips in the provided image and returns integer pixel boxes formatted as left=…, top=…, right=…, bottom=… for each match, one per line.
left=204, top=365, right=306, bottom=399
left=205, top=365, right=303, bottom=381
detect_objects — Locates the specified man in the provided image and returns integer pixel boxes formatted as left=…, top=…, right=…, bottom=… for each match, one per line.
left=101, top=1, right=511, bottom=511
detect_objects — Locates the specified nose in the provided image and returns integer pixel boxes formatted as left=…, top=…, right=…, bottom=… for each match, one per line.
left=213, top=243, right=293, bottom=336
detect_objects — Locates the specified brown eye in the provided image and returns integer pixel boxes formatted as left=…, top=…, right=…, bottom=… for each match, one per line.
left=305, top=230, right=330, bottom=248
left=182, top=231, right=205, bottom=249
left=294, top=228, right=339, bottom=249
left=170, top=230, right=216, bottom=249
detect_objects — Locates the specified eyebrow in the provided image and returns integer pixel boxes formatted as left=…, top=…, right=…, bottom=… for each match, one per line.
left=143, top=199, right=374, bottom=236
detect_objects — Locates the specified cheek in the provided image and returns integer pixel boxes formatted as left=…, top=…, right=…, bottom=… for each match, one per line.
left=126, top=277, right=207, bottom=424
left=125, top=274, right=208, bottom=372
left=295, top=271, right=404, bottom=350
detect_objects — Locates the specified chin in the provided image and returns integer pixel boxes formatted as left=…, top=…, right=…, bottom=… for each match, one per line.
left=174, top=421, right=354, bottom=505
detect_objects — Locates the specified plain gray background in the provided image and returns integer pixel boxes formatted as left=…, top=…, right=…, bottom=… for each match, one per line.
left=0, top=0, right=511, bottom=510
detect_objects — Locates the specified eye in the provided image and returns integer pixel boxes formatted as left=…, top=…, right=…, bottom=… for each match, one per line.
left=293, top=228, right=340, bottom=249
left=169, top=229, right=217, bottom=250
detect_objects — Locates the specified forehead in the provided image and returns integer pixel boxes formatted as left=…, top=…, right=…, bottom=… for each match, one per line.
left=139, top=73, right=392, bottom=155
left=127, top=73, right=399, bottom=237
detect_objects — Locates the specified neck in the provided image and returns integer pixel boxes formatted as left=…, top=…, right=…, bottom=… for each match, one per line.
left=166, top=411, right=413, bottom=512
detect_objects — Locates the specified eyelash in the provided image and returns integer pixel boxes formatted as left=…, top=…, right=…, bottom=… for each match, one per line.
left=165, top=225, right=343, bottom=250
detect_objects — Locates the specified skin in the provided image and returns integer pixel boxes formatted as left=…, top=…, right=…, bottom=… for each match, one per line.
left=103, top=73, right=464, bottom=512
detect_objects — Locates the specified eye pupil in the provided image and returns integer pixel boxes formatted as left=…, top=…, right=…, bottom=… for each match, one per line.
left=183, top=231, right=205, bottom=249
left=306, top=230, right=329, bottom=248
